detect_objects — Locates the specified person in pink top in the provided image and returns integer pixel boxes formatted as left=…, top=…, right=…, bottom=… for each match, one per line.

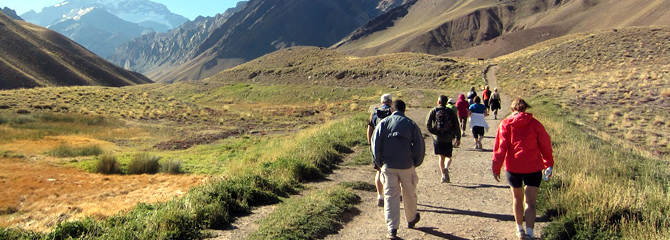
left=455, top=94, right=469, bottom=136
left=492, top=98, right=554, bottom=240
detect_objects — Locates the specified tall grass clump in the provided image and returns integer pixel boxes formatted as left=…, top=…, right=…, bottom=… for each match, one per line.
left=248, top=187, right=360, bottom=240
left=529, top=100, right=670, bottom=240
left=96, top=155, right=121, bottom=174
left=161, top=159, right=183, bottom=174
left=128, top=153, right=161, bottom=174
left=47, top=144, right=103, bottom=157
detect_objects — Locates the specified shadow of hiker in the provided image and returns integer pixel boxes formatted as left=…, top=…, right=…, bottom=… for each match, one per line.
left=451, top=183, right=508, bottom=189
left=418, top=204, right=515, bottom=221
left=413, top=227, right=469, bottom=240
left=464, top=148, right=493, bottom=152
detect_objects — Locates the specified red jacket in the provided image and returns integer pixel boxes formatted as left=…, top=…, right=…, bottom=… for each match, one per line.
left=455, top=94, right=469, bottom=118
left=492, top=112, right=554, bottom=175
left=482, top=89, right=491, bottom=101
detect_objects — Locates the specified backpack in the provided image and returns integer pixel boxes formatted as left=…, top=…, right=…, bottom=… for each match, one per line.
left=374, top=107, right=391, bottom=125
left=434, top=107, right=456, bottom=136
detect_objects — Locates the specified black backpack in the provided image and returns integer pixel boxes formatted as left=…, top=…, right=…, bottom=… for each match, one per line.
left=374, top=107, right=391, bottom=125
left=434, top=107, right=455, bottom=136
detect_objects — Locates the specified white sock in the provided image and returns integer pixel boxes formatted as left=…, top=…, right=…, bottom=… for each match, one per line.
left=526, top=227, right=534, bottom=236
left=378, top=195, right=383, bottom=200
left=517, top=225, right=524, bottom=232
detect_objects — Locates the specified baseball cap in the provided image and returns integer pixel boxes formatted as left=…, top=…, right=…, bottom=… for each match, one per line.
left=448, top=98, right=455, bottom=104
left=381, top=94, right=392, bottom=103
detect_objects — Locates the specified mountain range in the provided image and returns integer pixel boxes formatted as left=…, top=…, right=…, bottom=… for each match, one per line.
left=0, top=12, right=151, bottom=90
left=1, top=7, right=22, bottom=20
left=113, top=0, right=409, bottom=83
left=21, top=0, right=189, bottom=58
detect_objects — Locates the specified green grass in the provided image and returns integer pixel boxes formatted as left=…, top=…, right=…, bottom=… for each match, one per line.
left=0, top=113, right=115, bottom=143
left=528, top=100, right=670, bottom=239
left=339, top=181, right=376, bottom=192
left=127, top=153, right=161, bottom=174
left=46, top=144, right=103, bottom=157
left=247, top=187, right=360, bottom=240
left=95, top=155, right=121, bottom=175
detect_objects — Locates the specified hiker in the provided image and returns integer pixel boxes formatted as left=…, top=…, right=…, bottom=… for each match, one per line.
left=371, top=100, right=424, bottom=239
left=367, top=93, right=393, bottom=207
left=446, top=98, right=457, bottom=111
left=482, top=85, right=492, bottom=110
left=469, top=96, right=489, bottom=150
left=426, top=95, right=461, bottom=183
left=492, top=98, right=554, bottom=240
left=455, top=94, right=469, bottom=136
left=490, top=88, right=502, bottom=120
left=467, top=86, right=477, bottom=104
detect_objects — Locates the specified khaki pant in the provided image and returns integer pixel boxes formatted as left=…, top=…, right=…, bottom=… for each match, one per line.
left=380, top=165, right=419, bottom=231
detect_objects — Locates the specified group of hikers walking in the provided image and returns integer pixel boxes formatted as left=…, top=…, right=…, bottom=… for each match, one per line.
left=366, top=87, right=554, bottom=240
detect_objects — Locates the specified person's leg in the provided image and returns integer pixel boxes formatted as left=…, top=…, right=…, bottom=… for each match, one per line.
left=375, top=170, right=384, bottom=206
left=461, top=117, right=467, bottom=135
left=399, top=168, right=419, bottom=227
left=524, top=186, right=539, bottom=236
left=438, top=155, right=446, bottom=176
left=512, top=187, right=525, bottom=237
left=381, top=168, right=401, bottom=234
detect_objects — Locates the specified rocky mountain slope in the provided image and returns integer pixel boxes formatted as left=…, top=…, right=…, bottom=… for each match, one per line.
left=117, top=0, right=398, bottom=83
left=0, top=12, right=151, bottom=90
left=1, top=7, right=22, bottom=20
left=334, top=0, right=670, bottom=58
left=20, top=0, right=188, bottom=58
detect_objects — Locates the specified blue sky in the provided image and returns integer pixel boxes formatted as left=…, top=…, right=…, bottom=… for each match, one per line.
left=2, top=0, right=242, bottom=20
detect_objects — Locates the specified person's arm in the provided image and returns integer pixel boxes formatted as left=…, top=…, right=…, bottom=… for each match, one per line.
left=451, top=110, right=461, bottom=143
left=535, top=119, right=554, bottom=169
left=371, top=122, right=384, bottom=168
left=366, top=113, right=375, bottom=144
left=412, top=122, right=425, bottom=167
left=492, top=121, right=510, bottom=176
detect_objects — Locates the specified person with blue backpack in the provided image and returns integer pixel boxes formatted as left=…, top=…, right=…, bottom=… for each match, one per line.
left=367, top=93, right=393, bottom=207
left=426, top=95, right=461, bottom=183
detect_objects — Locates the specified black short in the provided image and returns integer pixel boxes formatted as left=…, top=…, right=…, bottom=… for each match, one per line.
left=506, top=171, right=542, bottom=188
left=433, top=140, right=453, bottom=157
left=472, top=126, right=485, bottom=138
left=484, top=99, right=490, bottom=108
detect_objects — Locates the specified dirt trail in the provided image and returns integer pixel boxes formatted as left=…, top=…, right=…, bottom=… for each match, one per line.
left=322, top=66, right=546, bottom=240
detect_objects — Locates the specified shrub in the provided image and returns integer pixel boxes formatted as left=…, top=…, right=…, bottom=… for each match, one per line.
left=128, top=153, right=161, bottom=174
left=47, top=144, right=103, bottom=157
left=161, top=159, right=183, bottom=174
left=0, top=227, right=42, bottom=240
left=96, top=155, right=121, bottom=174
left=47, top=219, right=102, bottom=240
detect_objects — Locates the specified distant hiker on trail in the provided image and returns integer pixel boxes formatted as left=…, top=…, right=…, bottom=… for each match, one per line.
left=371, top=100, right=424, bottom=239
left=426, top=95, right=461, bottom=183
left=456, top=94, right=469, bottom=136
left=492, top=98, right=554, bottom=240
left=368, top=93, right=393, bottom=207
left=490, top=88, right=502, bottom=120
left=482, top=85, right=492, bottom=110
left=446, top=98, right=457, bottom=111
left=469, top=96, right=489, bottom=150
left=467, top=87, right=477, bottom=104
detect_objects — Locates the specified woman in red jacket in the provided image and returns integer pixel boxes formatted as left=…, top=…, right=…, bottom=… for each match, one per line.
left=492, top=98, right=554, bottom=240
left=455, top=94, right=469, bottom=136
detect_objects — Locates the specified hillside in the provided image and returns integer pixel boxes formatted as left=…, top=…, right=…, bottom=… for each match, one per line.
left=138, top=0, right=390, bottom=83
left=0, top=12, right=152, bottom=90
left=496, top=26, right=670, bottom=156
left=1, top=7, right=21, bottom=20
left=209, top=46, right=485, bottom=89
left=335, top=0, right=670, bottom=59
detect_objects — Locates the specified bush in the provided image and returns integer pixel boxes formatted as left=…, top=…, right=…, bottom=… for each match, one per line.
left=47, top=219, right=102, bottom=240
left=96, top=155, right=121, bottom=174
left=128, top=153, right=160, bottom=174
left=47, top=144, right=103, bottom=157
left=0, top=227, right=42, bottom=240
left=161, top=159, right=183, bottom=174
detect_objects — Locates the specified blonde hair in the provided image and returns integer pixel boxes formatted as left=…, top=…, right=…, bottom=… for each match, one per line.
left=511, top=98, right=531, bottom=112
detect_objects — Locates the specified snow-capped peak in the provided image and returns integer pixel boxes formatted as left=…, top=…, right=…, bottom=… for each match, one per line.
left=54, top=1, right=69, bottom=8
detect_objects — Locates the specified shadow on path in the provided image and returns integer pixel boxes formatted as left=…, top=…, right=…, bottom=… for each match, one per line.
left=418, top=204, right=550, bottom=223
left=451, top=184, right=508, bottom=189
left=413, top=227, right=470, bottom=240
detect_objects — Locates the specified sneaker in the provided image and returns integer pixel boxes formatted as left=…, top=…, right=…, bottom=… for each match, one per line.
left=388, top=228, right=397, bottom=239
left=516, top=229, right=526, bottom=240
left=377, top=198, right=384, bottom=207
left=441, top=175, right=447, bottom=183
left=444, top=169, right=451, bottom=183
left=408, top=213, right=420, bottom=229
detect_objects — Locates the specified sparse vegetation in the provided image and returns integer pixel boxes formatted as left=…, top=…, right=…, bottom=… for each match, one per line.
left=161, top=159, right=183, bottom=174
left=127, top=153, right=161, bottom=174
left=339, top=181, right=376, bottom=192
left=96, top=155, right=121, bottom=174
left=248, top=187, right=360, bottom=240
left=46, top=144, right=103, bottom=157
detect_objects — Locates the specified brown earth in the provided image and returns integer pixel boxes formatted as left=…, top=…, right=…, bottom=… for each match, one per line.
left=0, top=157, right=206, bottom=232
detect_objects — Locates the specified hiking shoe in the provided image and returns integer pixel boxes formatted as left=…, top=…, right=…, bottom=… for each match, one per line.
left=377, top=198, right=384, bottom=207
left=444, top=169, right=451, bottom=183
left=516, top=229, right=526, bottom=240
left=388, top=228, right=397, bottom=239
left=441, top=175, right=447, bottom=183
left=408, top=213, right=420, bottom=229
